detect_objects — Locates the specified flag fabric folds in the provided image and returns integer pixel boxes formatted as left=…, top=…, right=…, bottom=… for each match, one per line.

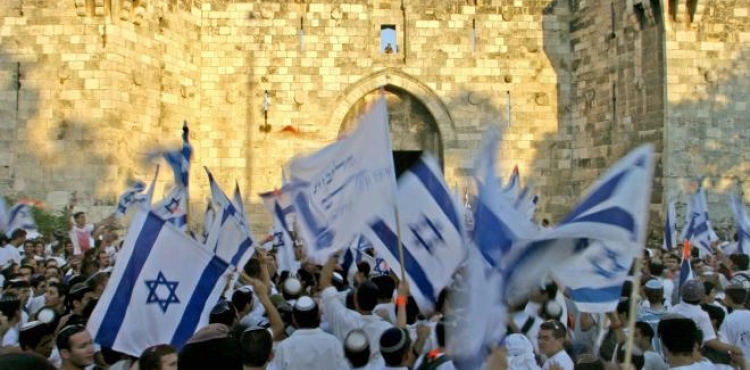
left=288, top=97, right=396, bottom=262
left=151, top=187, right=188, bottom=231
left=502, top=145, right=655, bottom=312
left=5, top=203, right=40, bottom=239
left=364, top=154, right=466, bottom=312
left=678, top=240, right=694, bottom=292
left=87, top=209, right=233, bottom=356
left=729, top=193, right=750, bottom=255
left=259, top=186, right=299, bottom=275
left=680, top=181, right=718, bottom=255
left=204, top=168, right=255, bottom=270
left=149, top=122, right=192, bottom=231
left=663, top=195, right=677, bottom=251
left=114, top=181, right=148, bottom=220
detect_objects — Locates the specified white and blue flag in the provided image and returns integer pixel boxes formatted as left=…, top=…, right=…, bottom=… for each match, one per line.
left=201, top=201, right=215, bottom=242
left=149, top=122, right=192, bottom=231
left=114, top=180, right=148, bottom=220
left=204, top=168, right=256, bottom=270
left=288, top=97, right=396, bottom=263
left=663, top=195, right=677, bottom=251
left=729, top=193, right=750, bottom=255
left=472, top=127, right=538, bottom=268
left=502, top=145, right=655, bottom=312
left=260, top=186, right=299, bottom=275
left=5, top=203, right=40, bottom=239
left=87, top=209, right=233, bottom=356
left=364, top=154, right=466, bottom=312
left=680, top=181, right=718, bottom=255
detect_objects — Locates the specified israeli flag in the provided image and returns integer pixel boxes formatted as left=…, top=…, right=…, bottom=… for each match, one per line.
left=151, top=187, right=188, bottom=231
left=87, top=209, right=233, bottom=356
left=729, top=193, right=750, bottom=255
left=201, top=201, right=216, bottom=242
left=288, top=97, right=397, bottom=263
left=472, top=127, right=539, bottom=268
left=502, top=145, right=655, bottom=312
left=680, top=181, right=718, bottom=255
left=161, top=121, right=192, bottom=189
left=114, top=180, right=148, bottom=219
left=232, top=182, right=247, bottom=223
left=663, top=195, right=677, bottom=251
left=364, top=154, right=466, bottom=312
left=340, top=235, right=367, bottom=283
left=6, top=203, right=40, bottom=239
left=204, top=168, right=255, bottom=269
left=259, top=186, right=299, bottom=275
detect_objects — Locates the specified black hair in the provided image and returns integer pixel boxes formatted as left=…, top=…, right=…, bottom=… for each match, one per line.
left=539, top=320, right=566, bottom=339
left=634, top=321, right=654, bottom=341
left=701, top=303, right=726, bottom=328
left=355, top=281, right=379, bottom=312
left=231, top=288, right=254, bottom=314
left=380, top=328, right=411, bottom=366
left=19, top=323, right=53, bottom=352
left=73, top=212, right=85, bottom=219
left=209, top=300, right=237, bottom=327
left=139, top=344, right=177, bottom=370
left=55, top=324, right=87, bottom=352
left=292, top=303, right=320, bottom=329
left=730, top=254, right=750, bottom=271
left=0, top=353, right=57, bottom=370
left=0, top=294, right=21, bottom=318
left=11, top=228, right=27, bottom=240
left=658, top=318, right=698, bottom=356
left=240, top=328, right=273, bottom=367
left=649, top=262, right=665, bottom=276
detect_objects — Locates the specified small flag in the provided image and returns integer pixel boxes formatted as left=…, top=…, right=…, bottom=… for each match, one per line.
left=114, top=181, right=148, bottom=219
left=663, top=195, right=677, bottom=251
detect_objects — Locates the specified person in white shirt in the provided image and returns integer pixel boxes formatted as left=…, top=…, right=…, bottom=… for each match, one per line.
left=240, top=326, right=274, bottom=370
left=669, top=279, right=742, bottom=356
left=658, top=317, right=716, bottom=370
left=0, top=294, right=23, bottom=349
left=379, top=327, right=414, bottom=370
left=66, top=210, right=111, bottom=256
left=1, top=229, right=26, bottom=267
left=538, top=320, right=573, bottom=370
left=319, top=254, right=393, bottom=367
left=720, top=283, right=750, bottom=369
left=504, top=333, right=541, bottom=370
left=633, top=321, right=668, bottom=370
left=271, top=296, right=349, bottom=370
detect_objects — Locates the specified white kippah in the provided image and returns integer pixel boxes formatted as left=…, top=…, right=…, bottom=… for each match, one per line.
left=645, top=279, right=663, bottom=290
left=21, top=321, right=43, bottom=332
left=332, top=272, right=344, bottom=283
left=284, top=278, right=302, bottom=295
left=545, top=301, right=562, bottom=318
left=345, top=330, right=369, bottom=352
left=294, top=296, right=316, bottom=312
left=36, top=308, right=57, bottom=324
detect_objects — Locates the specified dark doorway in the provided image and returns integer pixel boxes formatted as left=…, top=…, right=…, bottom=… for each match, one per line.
left=393, top=150, right=422, bottom=179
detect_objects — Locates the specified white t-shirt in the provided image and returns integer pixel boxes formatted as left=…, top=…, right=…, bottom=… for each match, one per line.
left=668, top=303, right=716, bottom=343
left=720, top=309, right=750, bottom=367
left=69, top=224, right=95, bottom=255
left=542, top=350, right=574, bottom=370
left=671, top=360, right=722, bottom=370
left=0, top=244, right=22, bottom=266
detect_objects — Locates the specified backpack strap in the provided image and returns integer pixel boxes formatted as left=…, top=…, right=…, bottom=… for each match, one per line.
left=520, top=316, right=536, bottom=334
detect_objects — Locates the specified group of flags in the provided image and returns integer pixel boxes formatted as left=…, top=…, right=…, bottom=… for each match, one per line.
left=87, top=121, right=257, bottom=356
left=7, top=91, right=750, bottom=363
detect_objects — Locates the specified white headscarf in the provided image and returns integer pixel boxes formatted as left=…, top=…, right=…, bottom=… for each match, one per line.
left=505, top=334, right=542, bottom=370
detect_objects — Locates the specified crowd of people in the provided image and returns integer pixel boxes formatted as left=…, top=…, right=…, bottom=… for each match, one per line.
left=0, top=204, right=750, bottom=370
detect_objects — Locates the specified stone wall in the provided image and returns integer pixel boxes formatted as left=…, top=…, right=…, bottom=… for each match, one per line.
left=0, top=0, right=202, bottom=224
left=662, top=0, right=750, bottom=231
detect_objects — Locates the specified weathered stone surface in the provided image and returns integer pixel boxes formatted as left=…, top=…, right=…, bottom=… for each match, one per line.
left=0, top=0, right=748, bottom=243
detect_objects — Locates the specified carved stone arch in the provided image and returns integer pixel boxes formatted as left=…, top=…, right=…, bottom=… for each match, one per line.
left=326, top=68, right=457, bottom=147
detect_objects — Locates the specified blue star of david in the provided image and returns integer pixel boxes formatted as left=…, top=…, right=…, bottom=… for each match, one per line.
left=373, top=258, right=388, bottom=275
left=273, top=231, right=285, bottom=247
left=145, top=271, right=180, bottom=313
left=165, top=198, right=182, bottom=215
left=589, top=246, right=628, bottom=279
left=409, top=214, right=445, bottom=254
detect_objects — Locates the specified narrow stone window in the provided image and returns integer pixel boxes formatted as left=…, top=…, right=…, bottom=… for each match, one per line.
left=380, top=25, right=397, bottom=54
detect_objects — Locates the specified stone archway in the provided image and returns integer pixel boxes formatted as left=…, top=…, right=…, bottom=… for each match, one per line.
left=340, top=86, right=442, bottom=176
left=327, top=68, right=456, bottom=145
left=328, top=69, right=455, bottom=176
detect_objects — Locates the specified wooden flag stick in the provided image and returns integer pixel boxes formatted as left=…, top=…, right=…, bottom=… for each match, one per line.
left=394, top=205, right=407, bottom=281
left=623, top=255, right=644, bottom=369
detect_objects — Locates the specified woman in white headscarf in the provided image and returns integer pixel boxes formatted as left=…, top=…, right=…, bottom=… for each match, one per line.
left=506, top=333, right=542, bottom=370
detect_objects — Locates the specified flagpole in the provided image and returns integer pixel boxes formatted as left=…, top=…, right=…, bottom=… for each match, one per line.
left=394, top=206, right=407, bottom=281
left=623, top=255, right=644, bottom=369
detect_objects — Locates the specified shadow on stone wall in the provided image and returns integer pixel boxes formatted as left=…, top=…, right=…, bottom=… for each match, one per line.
left=0, top=47, right=117, bottom=216
left=666, top=46, right=750, bottom=234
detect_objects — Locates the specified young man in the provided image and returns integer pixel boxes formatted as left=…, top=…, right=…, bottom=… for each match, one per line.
left=634, top=321, right=668, bottom=370
left=139, top=344, right=178, bottom=370
left=270, top=296, right=349, bottom=370
left=67, top=210, right=111, bottom=256
left=19, top=320, right=54, bottom=358
left=538, top=320, right=573, bottom=370
left=240, top=327, right=274, bottom=370
left=720, top=283, right=750, bottom=369
left=379, top=327, right=414, bottom=370
left=57, top=325, right=97, bottom=370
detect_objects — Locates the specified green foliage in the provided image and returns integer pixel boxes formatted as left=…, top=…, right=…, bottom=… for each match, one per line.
left=31, top=206, right=68, bottom=239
